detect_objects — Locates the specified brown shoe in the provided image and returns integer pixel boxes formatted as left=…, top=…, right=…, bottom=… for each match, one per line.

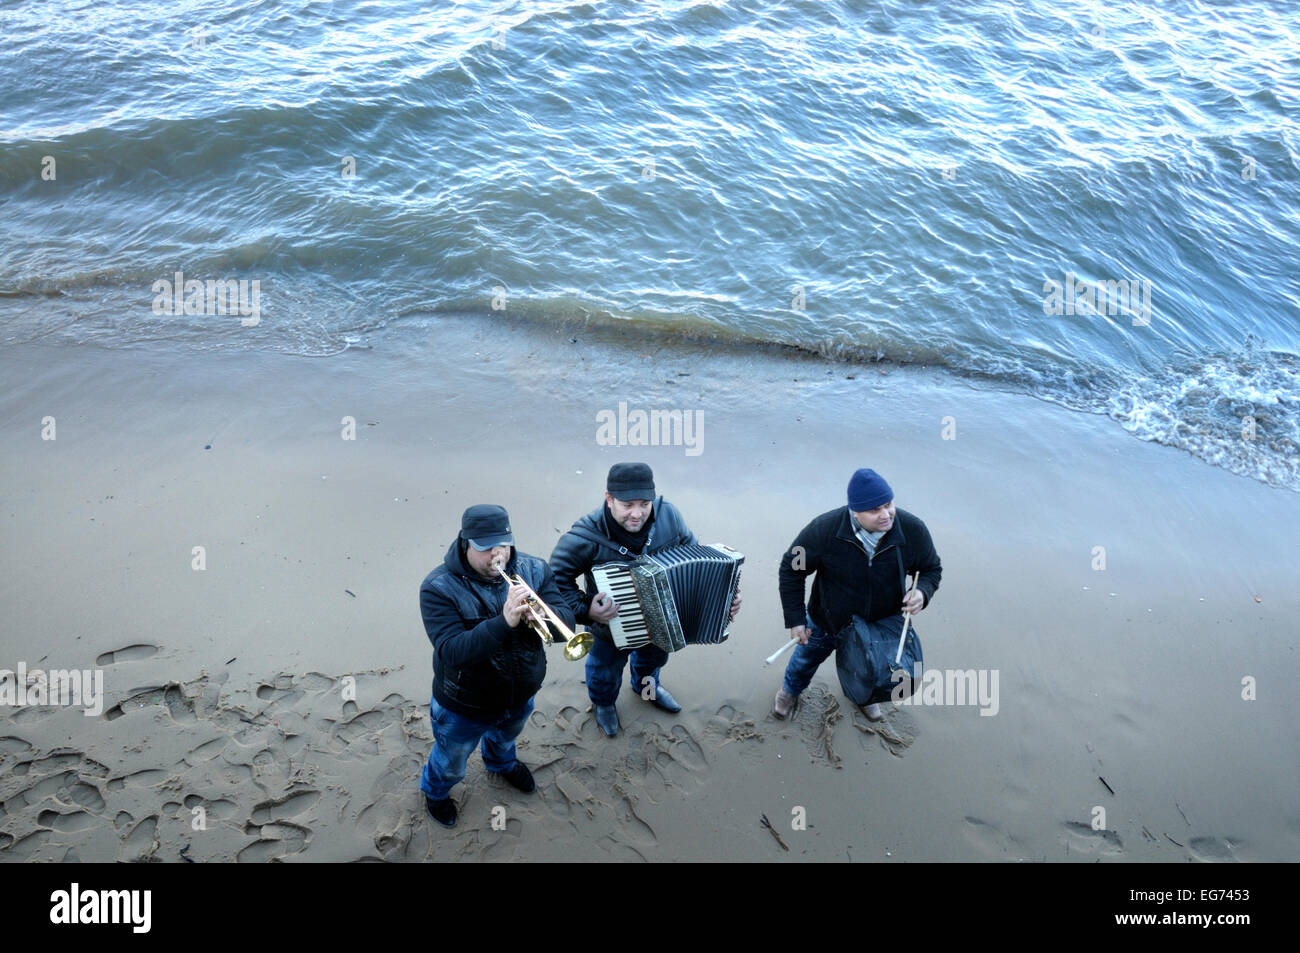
left=773, top=688, right=797, bottom=719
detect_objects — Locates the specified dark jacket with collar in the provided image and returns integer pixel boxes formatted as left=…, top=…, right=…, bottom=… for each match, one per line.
left=548, top=497, right=696, bottom=642
left=419, top=541, right=575, bottom=719
left=778, top=506, right=942, bottom=635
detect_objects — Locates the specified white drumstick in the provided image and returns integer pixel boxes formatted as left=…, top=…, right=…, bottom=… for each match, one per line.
left=894, top=573, right=919, bottom=665
left=765, top=637, right=799, bottom=665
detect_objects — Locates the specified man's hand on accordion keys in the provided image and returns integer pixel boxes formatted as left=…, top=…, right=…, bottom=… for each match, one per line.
left=589, top=591, right=619, bottom=623
left=728, top=586, right=742, bottom=624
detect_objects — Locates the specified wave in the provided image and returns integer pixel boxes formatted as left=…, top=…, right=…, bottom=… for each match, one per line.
left=2, top=277, right=1296, bottom=490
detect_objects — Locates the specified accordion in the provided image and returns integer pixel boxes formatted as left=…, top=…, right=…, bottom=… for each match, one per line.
left=591, top=543, right=744, bottom=652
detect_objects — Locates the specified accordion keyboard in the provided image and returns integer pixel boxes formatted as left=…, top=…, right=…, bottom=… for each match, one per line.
left=591, top=544, right=743, bottom=652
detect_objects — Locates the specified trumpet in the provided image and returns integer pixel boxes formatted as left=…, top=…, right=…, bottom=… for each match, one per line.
left=496, top=566, right=594, bottom=661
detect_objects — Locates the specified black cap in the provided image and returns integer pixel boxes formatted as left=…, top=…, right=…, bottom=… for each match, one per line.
left=459, top=504, right=515, bottom=551
left=606, top=462, right=655, bottom=502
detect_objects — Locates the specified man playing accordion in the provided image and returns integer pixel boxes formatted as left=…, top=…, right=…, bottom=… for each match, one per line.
left=550, top=463, right=741, bottom=737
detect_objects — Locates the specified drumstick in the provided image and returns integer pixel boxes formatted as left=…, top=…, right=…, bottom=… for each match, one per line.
left=765, top=638, right=799, bottom=665
left=893, top=573, right=919, bottom=665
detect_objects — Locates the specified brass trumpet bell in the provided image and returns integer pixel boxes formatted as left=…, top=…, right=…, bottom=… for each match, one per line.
left=563, top=630, right=594, bottom=662
left=497, top=567, right=593, bottom=662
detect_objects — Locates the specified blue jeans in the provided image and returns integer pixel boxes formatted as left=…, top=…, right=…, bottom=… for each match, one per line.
left=585, top=635, right=669, bottom=706
left=782, top=615, right=838, bottom=696
left=420, top=697, right=534, bottom=801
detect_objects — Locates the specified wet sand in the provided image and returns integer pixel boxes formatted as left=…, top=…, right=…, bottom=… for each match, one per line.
left=1, top=313, right=1297, bottom=862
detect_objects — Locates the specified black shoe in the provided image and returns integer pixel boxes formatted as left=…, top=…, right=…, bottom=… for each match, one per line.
left=497, top=762, right=536, bottom=793
left=594, top=704, right=620, bottom=737
left=425, top=795, right=457, bottom=828
left=648, top=684, right=682, bottom=713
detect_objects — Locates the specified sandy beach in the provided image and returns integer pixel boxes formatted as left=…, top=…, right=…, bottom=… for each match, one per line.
left=2, top=313, right=1297, bottom=862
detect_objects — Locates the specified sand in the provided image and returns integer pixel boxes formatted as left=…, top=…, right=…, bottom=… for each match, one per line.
left=2, top=313, right=1297, bottom=862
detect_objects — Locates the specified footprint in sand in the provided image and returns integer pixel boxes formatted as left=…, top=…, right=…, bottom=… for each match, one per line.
left=611, top=787, right=657, bottom=848
left=38, top=808, right=99, bottom=833
left=790, top=686, right=843, bottom=766
left=852, top=705, right=919, bottom=757
left=962, top=816, right=1025, bottom=859
left=237, top=821, right=310, bottom=862
left=252, top=746, right=293, bottom=780
left=5, top=828, right=53, bottom=858
left=479, top=817, right=524, bottom=862
left=95, top=644, right=159, bottom=666
left=595, top=834, right=648, bottom=862
left=0, top=736, right=33, bottom=760
left=7, top=706, right=56, bottom=725
left=1189, top=836, right=1244, bottom=862
left=183, top=795, right=238, bottom=822
left=63, top=779, right=107, bottom=812
left=12, top=751, right=82, bottom=777
left=250, top=790, right=320, bottom=825
left=4, top=769, right=90, bottom=812
left=103, top=684, right=197, bottom=724
left=118, top=815, right=159, bottom=862
left=183, top=737, right=227, bottom=766
left=255, top=673, right=315, bottom=709
left=704, top=703, right=765, bottom=762
left=634, top=721, right=708, bottom=791
left=219, top=762, right=254, bottom=785
left=373, top=818, right=415, bottom=861
left=328, top=708, right=391, bottom=754
left=1061, top=820, right=1124, bottom=856
left=106, top=768, right=169, bottom=792
left=298, top=673, right=338, bottom=692
left=553, top=772, right=601, bottom=818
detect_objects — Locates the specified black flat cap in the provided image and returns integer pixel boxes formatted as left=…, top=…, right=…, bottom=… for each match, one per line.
left=606, top=462, right=655, bottom=502
left=459, top=504, right=514, bottom=551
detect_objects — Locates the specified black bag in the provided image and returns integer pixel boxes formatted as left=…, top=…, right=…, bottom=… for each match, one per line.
left=834, top=613, right=923, bottom=706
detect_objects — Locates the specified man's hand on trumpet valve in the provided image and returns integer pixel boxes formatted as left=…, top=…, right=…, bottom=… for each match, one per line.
left=503, top=582, right=533, bottom=628
left=588, top=591, right=619, bottom=623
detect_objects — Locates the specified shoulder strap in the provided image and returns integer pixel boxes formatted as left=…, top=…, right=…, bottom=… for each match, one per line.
left=566, top=526, right=634, bottom=559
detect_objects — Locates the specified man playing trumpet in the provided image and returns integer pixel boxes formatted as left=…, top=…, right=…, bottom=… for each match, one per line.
left=418, top=504, right=577, bottom=828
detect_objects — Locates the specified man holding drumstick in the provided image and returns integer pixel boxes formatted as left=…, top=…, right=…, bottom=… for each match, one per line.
left=773, top=468, right=942, bottom=721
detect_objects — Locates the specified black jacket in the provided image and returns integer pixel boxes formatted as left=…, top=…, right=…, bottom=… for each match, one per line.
left=778, top=506, right=942, bottom=635
left=419, top=541, right=575, bottom=719
left=548, top=497, right=696, bottom=642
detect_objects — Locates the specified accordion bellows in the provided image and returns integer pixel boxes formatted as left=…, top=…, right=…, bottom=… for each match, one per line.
left=592, top=544, right=744, bottom=652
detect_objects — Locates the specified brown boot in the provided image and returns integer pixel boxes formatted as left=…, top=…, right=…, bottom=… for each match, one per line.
left=861, top=702, right=886, bottom=722
left=773, top=688, right=797, bottom=719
